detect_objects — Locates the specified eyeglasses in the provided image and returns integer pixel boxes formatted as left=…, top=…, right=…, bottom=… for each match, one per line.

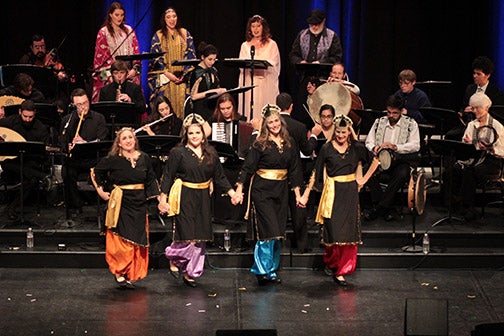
left=399, top=81, right=412, bottom=86
left=75, top=101, right=89, bottom=108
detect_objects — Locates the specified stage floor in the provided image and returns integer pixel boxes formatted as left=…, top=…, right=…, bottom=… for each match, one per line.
left=0, top=267, right=502, bottom=336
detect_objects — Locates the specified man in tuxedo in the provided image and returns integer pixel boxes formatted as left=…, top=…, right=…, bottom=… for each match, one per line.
left=446, top=56, right=504, bottom=140
left=276, top=92, right=321, bottom=253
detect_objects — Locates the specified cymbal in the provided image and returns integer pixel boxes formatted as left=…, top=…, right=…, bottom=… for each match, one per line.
left=116, top=52, right=165, bottom=61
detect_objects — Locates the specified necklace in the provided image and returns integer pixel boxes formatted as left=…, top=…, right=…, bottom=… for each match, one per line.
left=121, top=150, right=139, bottom=168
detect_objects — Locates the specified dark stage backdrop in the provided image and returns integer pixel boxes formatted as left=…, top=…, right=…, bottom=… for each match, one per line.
left=1, top=0, right=504, bottom=114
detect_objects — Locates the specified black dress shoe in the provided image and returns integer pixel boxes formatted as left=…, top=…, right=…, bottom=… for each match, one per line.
left=256, top=275, right=269, bottom=286
left=169, top=265, right=180, bottom=280
left=269, top=277, right=282, bottom=284
left=333, top=276, right=348, bottom=286
left=114, top=275, right=127, bottom=288
left=183, top=276, right=197, bottom=288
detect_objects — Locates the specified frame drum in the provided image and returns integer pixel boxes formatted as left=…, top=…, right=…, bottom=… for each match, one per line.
left=408, top=172, right=426, bottom=215
left=308, top=81, right=351, bottom=124
left=377, top=148, right=397, bottom=170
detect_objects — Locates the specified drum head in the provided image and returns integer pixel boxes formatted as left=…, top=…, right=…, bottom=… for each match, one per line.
left=308, top=82, right=351, bottom=124
left=378, top=149, right=393, bottom=170
left=408, top=172, right=426, bottom=215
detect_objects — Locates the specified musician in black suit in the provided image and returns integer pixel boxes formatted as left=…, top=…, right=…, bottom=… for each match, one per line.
left=0, top=99, right=50, bottom=220
left=99, top=60, right=146, bottom=127
left=446, top=56, right=504, bottom=140
left=60, top=88, right=108, bottom=214
left=444, top=93, right=504, bottom=221
left=277, top=92, right=322, bottom=253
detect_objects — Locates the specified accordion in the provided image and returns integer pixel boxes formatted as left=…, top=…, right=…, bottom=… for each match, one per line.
left=211, top=120, right=253, bottom=159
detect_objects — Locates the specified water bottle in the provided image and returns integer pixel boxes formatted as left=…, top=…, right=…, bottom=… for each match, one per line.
left=26, top=227, right=34, bottom=249
left=422, top=233, right=430, bottom=254
left=223, top=229, right=231, bottom=252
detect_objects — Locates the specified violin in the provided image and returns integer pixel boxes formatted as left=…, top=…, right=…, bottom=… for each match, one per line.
left=40, top=48, right=67, bottom=81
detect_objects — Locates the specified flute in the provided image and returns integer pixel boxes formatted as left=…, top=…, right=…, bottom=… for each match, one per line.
left=69, top=111, right=85, bottom=157
left=134, top=113, right=172, bottom=134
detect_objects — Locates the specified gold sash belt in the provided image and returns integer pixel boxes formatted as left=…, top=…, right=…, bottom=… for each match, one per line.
left=105, top=184, right=144, bottom=228
left=315, top=173, right=356, bottom=224
left=256, top=169, right=288, bottom=180
left=244, top=169, right=288, bottom=220
left=168, top=178, right=211, bottom=216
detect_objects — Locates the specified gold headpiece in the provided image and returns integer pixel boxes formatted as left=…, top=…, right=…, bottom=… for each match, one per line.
left=183, top=113, right=205, bottom=128
left=261, top=104, right=281, bottom=119
left=332, top=114, right=357, bottom=140
left=332, top=114, right=353, bottom=127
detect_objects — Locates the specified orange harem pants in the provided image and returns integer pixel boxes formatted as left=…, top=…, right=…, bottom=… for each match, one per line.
left=106, top=230, right=148, bottom=281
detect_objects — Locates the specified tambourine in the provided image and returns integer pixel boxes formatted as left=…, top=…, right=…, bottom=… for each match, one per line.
left=476, top=125, right=498, bottom=147
left=377, top=148, right=397, bottom=170
left=407, top=172, right=426, bottom=215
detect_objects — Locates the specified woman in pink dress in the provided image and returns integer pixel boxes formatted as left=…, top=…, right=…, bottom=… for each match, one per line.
left=238, top=15, right=280, bottom=121
left=92, top=2, right=141, bottom=102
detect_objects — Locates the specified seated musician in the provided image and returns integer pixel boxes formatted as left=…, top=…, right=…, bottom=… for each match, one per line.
left=0, top=73, right=46, bottom=103
left=59, top=88, right=108, bottom=214
left=317, top=104, right=336, bottom=142
left=210, top=93, right=245, bottom=141
left=364, top=95, right=421, bottom=221
left=0, top=100, right=50, bottom=220
left=138, top=95, right=182, bottom=136
left=99, top=60, right=146, bottom=127
left=444, top=93, right=504, bottom=221
left=393, top=69, right=431, bottom=124
left=326, top=62, right=360, bottom=96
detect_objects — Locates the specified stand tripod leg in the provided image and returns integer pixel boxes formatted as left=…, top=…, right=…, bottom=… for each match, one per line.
left=401, top=210, right=423, bottom=253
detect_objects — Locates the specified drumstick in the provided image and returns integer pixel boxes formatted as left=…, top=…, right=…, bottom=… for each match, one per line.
left=303, top=103, right=318, bottom=125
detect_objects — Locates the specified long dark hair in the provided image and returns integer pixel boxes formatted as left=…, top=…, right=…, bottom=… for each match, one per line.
left=146, top=95, right=179, bottom=135
left=103, top=2, right=129, bottom=35
left=160, top=7, right=182, bottom=37
left=180, top=123, right=218, bottom=168
left=211, top=93, right=240, bottom=122
left=245, top=15, right=271, bottom=43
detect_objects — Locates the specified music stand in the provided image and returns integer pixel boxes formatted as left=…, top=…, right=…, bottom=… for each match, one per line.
left=209, top=140, right=241, bottom=165
left=0, top=141, right=45, bottom=226
left=294, top=62, right=333, bottom=78
left=415, top=80, right=453, bottom=108
left=63, top=140, right=113, bottom=228
left=206, top=85, right=255, bottom=100
left=0, top=64, right=57, bottom=98
left=428, top=139, right=478, bottom=227
left=116, top=52, right=166, bottom=61
left=419, top=107, right=462, bottom=137
left=353, top=109, right=386, bottom=135
left=137, top=135, right=181, bottom=158
left=91, top=102, right=137, bottom=139
left=171, top=59, right=200, bottom=67
left=223, top=58, right=272, bottom=119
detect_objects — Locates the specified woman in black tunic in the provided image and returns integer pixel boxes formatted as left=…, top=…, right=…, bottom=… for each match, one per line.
left=301, top=114, right=379, bottom=286
left=235, top=104, right=303, bottom=286
left=158, top=113, right=241, bottom=287
left=92, top=127, right=160, bottom=289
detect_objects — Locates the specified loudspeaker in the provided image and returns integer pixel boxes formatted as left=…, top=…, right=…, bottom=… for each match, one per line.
left=404, top=298, right=448, bottom=336
left=216, top=330, right=277, bottom=336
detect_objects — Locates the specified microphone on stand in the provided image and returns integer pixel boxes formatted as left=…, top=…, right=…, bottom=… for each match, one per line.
left=250, top=45, right=255, bottom=119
